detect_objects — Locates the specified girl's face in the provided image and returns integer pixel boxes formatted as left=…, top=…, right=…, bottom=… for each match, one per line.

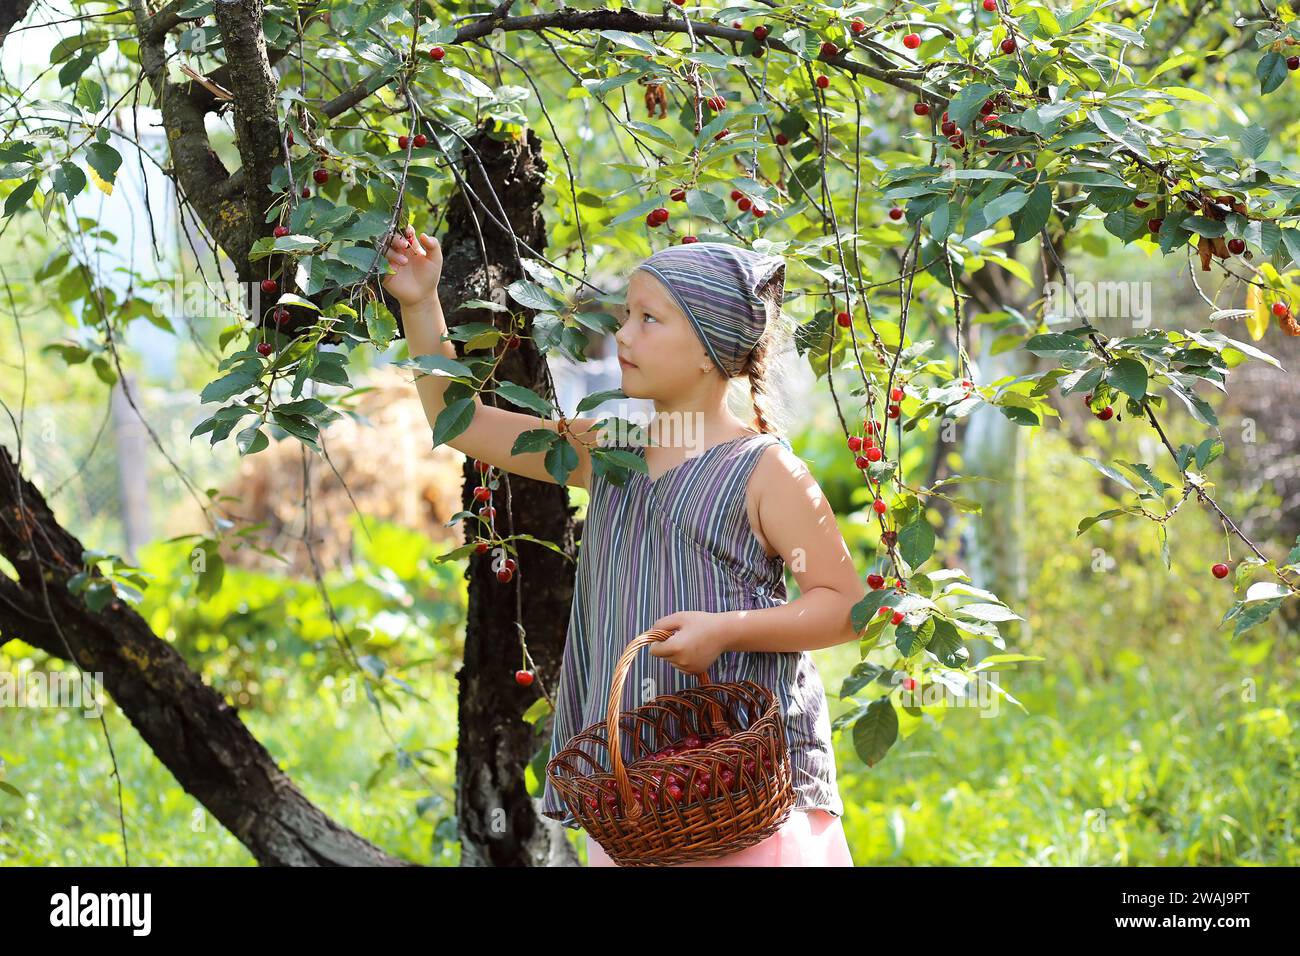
left=615, top=270, right=714, bottom=400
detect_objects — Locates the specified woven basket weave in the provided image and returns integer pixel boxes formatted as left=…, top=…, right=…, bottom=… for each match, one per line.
left=545, top=627, right=796, bottom=866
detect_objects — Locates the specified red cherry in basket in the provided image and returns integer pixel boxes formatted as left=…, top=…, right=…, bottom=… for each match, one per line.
left=683, top=733, right=703, bottom=749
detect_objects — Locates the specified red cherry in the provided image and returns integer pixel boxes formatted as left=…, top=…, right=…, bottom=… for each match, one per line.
left=891, top=611, right=905, bottom=625
left=681, top=236, right=698, bottom=244
left=1288, top=55, right=1300, bottom=70
left=274, top=308, right=290, bottom=325
left=730, top=189, right=744, bottom=201
left=1096, top=406, right=1114, bottom=421
left=497, top=567, right=512, bottom=583
left=301, top=186, right=310, bottom=198
left=505, top=557, right=517, bottom=572
left=515, top=669, right=534, bottom=687
left=903, top=33, right=921, bottom=49
left=941, top=120, right=957, bottom=136
left=848, top=436, right=863, bottom=451
left=1147, top=218, right=1163, bottom=233
left=816, top=74, right=830, bottom=89
left=398, top=135, right=410, bottom=149
left=855, top=455, right=869, bottom=469
left=837, top=311, right=852, bottom=327
left=983, top=0, right=997, bottom=9
left=775, top=132, right=789, bottom=146
left=902, top=675, right=917, bottom=690
left=473, top=486, right=491, bottom=501
left=474, top=541, right=489, bottom=554
left=752, top=205, right=766, bottom=217
left=913, top=102, right=931, bottom=116
left=887, top=403, right=901, bottom=418
left=256, top=341, right=273, bottom=356
left=313, top=168, right=328, bottom=184
left=1134, top=198, right=1149, bottom=208
left=753, top=25, right=769, bottom=41
left=851, top=19, right=866, bottom=33
left=890, top=386, right=903, bottom=401
left=820, top=41, right=839, bottom=58
left=1211, top=563, right=1230, bottom=579
left=867, top=573, right=885, bottom=589
left=1272, top=302, right=1291, bottom=318
left=714, top=128, right=730, bottom=140
left=413, top=133, right=428, bottom=147
left=286, top=130, right=294, bottom=146
left=961, top=379, right=973, bottom=388
left=1227, top=238, right=1246, bottom=255
left=1000, top=37, right=1017, bottom=53
left=872, top=498, right=887, bottom=514
left=261, top=279, right=278, bottom=294
left=428, top=46, right=445, bottom=60
left=738, top=196, right=752, bottom=211
left=865, top=446, right=883, bottom=462
left=481, top=505, right=496, bottom=519
left=670, top=187, right=687, bottom=202
left=888, top=206, right=904, bottom=221
left=877, top=607, right=891, bottom=617
left=475, top=459, right=491, bottom=473
left=273, top=225, right=289, bottom=238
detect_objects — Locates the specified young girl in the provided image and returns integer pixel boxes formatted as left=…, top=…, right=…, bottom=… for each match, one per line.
left=383, top=227, right=863, bottom=867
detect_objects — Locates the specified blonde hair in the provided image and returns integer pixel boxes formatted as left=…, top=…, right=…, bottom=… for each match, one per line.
left=731, top=277, right=794, bottom=437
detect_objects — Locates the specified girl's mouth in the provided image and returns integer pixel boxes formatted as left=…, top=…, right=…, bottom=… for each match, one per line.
left=619, top=357, right=637, bottom=368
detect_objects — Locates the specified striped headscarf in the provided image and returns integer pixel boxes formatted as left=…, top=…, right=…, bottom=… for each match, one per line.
left=633, top=241, right=786, bottom=378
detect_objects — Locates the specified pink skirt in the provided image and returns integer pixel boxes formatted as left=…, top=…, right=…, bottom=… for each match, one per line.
left=584, top=808, right=853, bottom=867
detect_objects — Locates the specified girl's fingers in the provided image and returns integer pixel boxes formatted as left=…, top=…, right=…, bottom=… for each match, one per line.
left=417, top=232, right=438, bottom=252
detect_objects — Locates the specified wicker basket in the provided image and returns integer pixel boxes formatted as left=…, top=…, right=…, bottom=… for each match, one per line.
left=545, top=627, right=796, bottom=866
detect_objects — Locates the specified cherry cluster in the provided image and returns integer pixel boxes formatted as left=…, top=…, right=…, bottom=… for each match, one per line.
left=582, top=730, right=777, bottom=815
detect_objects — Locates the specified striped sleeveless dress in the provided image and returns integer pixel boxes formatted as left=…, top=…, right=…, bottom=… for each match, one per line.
left=539, top=429, right=845, bottom=831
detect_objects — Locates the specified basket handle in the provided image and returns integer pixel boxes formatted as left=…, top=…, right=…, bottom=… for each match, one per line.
left=605, top=627, right=731, bottom=822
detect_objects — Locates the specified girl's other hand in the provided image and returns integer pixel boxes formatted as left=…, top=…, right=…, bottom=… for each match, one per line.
left=647, top=611, right=733, bottom=677
left=382, top=224, right=443, bottom=305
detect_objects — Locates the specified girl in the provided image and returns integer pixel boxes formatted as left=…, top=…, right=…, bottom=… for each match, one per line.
left=383, top=226, right=863, bottom=866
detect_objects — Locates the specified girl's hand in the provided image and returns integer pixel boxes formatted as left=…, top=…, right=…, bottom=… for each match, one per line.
left=647, top=611, right=733, bottom=677
left=381, top=224, right=443, bottom=305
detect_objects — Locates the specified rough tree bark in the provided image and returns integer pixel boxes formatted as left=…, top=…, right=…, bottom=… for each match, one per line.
left=0, top=444, right=413, bottom=865
left=428, top=124, right=581, bottom=867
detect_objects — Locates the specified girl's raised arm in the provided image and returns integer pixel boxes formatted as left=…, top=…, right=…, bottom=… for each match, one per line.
left=384, top=226, right=602, bottom=489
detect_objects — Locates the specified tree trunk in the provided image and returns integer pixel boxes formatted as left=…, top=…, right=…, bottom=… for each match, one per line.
left=425, top=123, right=581, bottom=866
left=0, top=444, right=413, bottom=865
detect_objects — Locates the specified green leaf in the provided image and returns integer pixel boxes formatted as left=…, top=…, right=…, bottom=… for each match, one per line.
left=1258, top=51, right=1289, bottom=95
left=895, top=616, right=935, bottom=656
left=200, top=363, right=261, bottom=404
left=1010, top=183, right=1052, bottom=243
left=898, top=519, right=935, bottom=568
left=1116, top=460, right=1171, bottom=496
left=984, top=188, right=1031, bottom=222
left=545, top=438, right=579, bottom=486
left=3, top=178, right=39, bottom=217
left=954, top=602, right=1022, bottom=622
left=235, top=425, right=268, bottom=455
left=999, top=405, right=1039, bottom=426
left=411, top=353, right=474, bottom=379
left=947, top=83, right=996, bottom=128
left=511, top=428, right=559, bottom=454
left=851, top=697, right=898, bottom=767
left=1077, top=507, right=1131, bottom=534
left=433, top=397, right=475, bottom=447
left=1024, top=332, right=1089, bottom=362
left=1168, top=381, right=1218, bottom=426
left=1082, top=456, right=1139, bottom=493
left=52, top=161, right=86, bottom=199
left=494, top=381, right=553, bottom=415
left=1108, top=357, right=1148, bottom=400
left=851, top=588, right=898, bottom=632
left=84, top=142, right=121, bottom=188
left=506, top=279, right=563, bottom=312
